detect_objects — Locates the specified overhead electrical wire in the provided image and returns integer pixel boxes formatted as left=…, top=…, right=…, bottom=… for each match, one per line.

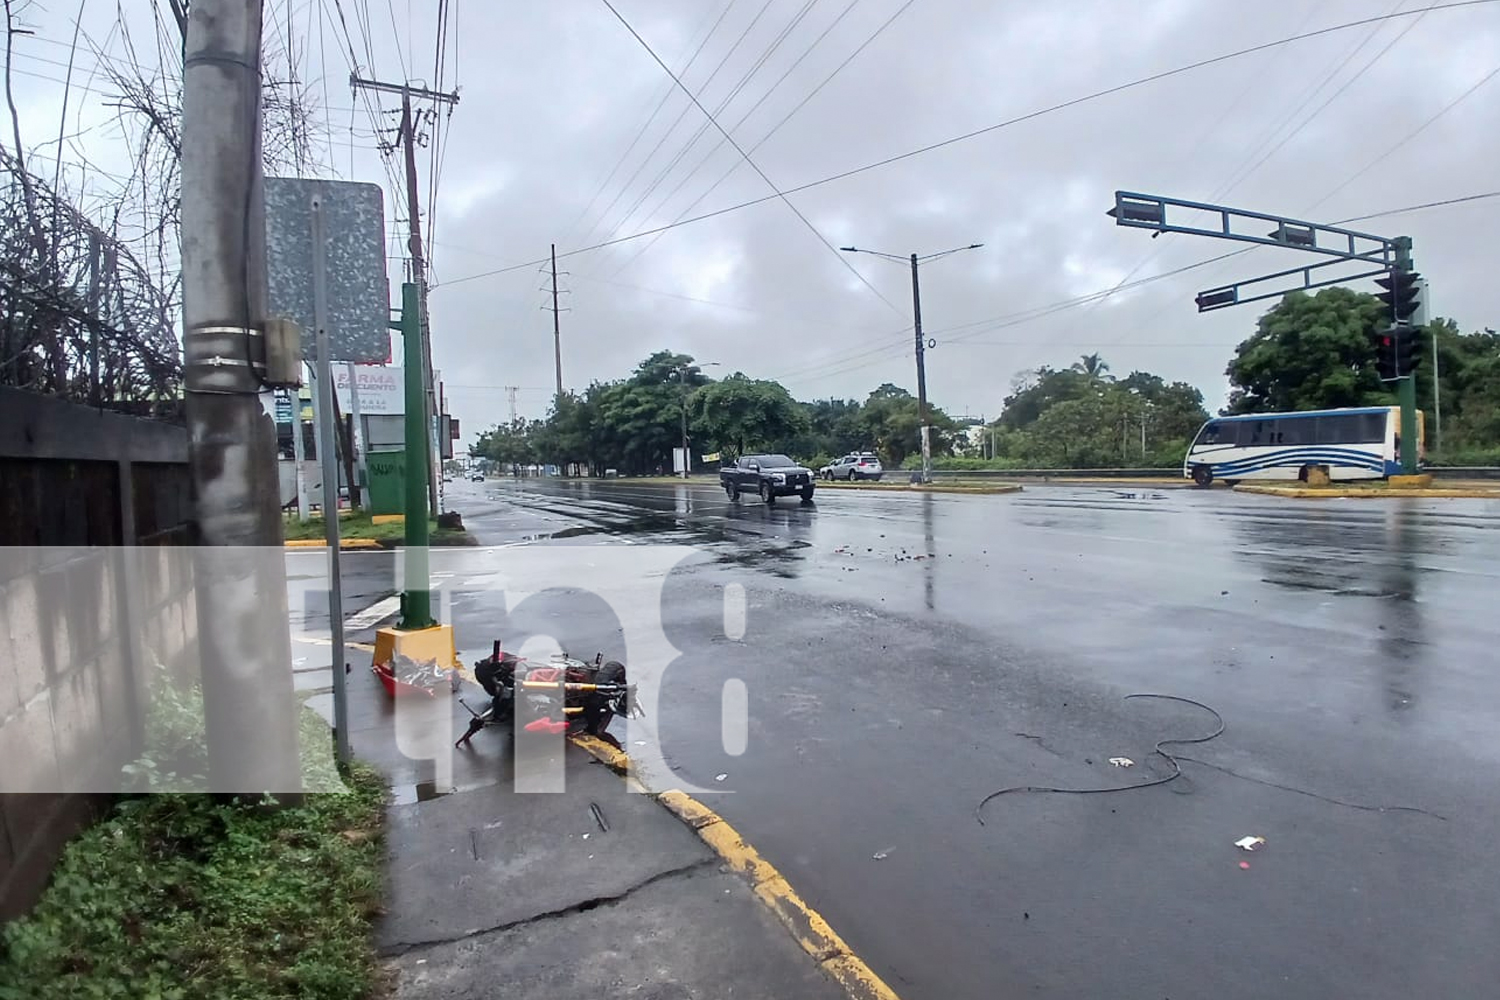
left=772, top=183, right=1500, bottom=387
left=558, top=0, right=740, bottom=252
left=438, top=0, right=1499, bottom=290
left=604, top=0, right=821, bottom=246
left=1305, top=62, right=1500, bottom=215
left=597, top=0, right=908, bottom=318
left=580, top=0, right=779, bottom=254
left=1213, top=0, right=1438, bottom=205
left=605, top=0, right=872, bottom=279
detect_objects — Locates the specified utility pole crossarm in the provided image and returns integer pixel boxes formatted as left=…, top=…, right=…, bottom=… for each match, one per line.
left=1108, top=190, right=1395, bottom=264
left=348, top=75, right=460, bottom=105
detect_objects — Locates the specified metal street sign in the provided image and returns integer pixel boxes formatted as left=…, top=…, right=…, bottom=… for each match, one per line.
left=265, top=178, right=390, bottom=363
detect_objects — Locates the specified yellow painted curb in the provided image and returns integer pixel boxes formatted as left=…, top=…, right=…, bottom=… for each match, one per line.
left=283, top=537, right=384, bottom=549
left=570, top=733, right=633, bottom=774
left=569, top=738, right=903, bottom=1000
left=371, top=513, right=405, bottom=525
left=1234, top=484, right=1500, bottom=499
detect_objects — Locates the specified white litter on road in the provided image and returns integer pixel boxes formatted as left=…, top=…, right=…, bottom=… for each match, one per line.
left=1108, top=757, right=1134, bottom=768
left=1234, top=836, right=1267, bottom=852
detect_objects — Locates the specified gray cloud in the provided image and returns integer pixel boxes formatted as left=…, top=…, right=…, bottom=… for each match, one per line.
left=10, top=0, right=1499, bottom=444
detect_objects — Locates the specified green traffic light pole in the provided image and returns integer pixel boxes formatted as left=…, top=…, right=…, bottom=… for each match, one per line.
left=1391, top=237, right=1419, bottom=476
left=1108, top=191, right=1422, bottom=475
left=396, top=281, right=433, bottom=628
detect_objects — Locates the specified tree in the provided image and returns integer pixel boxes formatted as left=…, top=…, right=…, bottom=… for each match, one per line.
left=1071, top=353, right=1111, bottom=381
left=1224, top=287, right=1390, bottom=414
left=998, top=366, right=1091, bottom=429
left=689, top=373, right=807, bottom=458
left=858, top=383, right=957, bottom=467
left=990, top=357, right=1209, bottom=467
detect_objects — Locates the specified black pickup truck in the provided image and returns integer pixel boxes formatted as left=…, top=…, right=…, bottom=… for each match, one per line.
left=720, top=454, right=815, bottom=504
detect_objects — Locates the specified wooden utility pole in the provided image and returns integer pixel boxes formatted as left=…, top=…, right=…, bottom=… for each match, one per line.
left=348, top=76, right=458, bottom=512
left=180, top=0, right=300, bottom=791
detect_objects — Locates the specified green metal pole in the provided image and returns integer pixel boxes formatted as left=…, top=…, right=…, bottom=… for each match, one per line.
left=1398, top=375, right=1418, bottom=475
left=399, top=282, right=434, bottom=628
left=1393, top=237, right=1418, bottom=476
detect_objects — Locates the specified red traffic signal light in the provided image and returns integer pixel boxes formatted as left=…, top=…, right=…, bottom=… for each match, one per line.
left=1376, top=332, right=1398, bottom=381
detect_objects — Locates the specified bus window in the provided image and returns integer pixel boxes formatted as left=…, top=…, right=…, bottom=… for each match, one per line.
left=1195, top=422, right=1225, bottom=446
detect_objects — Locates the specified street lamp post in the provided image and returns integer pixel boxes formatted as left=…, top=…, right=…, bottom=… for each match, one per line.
left=840, top=243, right=983, bottom=483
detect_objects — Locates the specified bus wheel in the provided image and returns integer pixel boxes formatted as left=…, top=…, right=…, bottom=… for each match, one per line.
left=1191, top=465, right=1213, bottom=488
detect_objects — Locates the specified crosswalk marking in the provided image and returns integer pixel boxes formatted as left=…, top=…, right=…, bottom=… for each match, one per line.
left=344, top=594, right=402, bottom=631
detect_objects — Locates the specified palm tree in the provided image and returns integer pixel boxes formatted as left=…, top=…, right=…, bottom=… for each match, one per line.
left=1071, top=353, right=1111, bottom=381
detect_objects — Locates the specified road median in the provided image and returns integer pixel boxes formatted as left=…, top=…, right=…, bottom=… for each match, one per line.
left=815, top=480, right=1022, bottom=495
left=1234, top=481, right=1500, bottom=499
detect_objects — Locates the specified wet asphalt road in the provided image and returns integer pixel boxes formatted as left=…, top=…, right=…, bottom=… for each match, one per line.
left=327, top=477, right=1500, bottom=1000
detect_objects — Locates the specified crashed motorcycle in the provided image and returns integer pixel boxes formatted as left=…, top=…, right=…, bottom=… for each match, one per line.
left=455, top=640, right=636, bottom=748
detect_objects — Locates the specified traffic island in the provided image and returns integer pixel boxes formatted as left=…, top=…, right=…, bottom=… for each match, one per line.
left=815, top=480, right=1023, bottom=495
left=283, top=511, right=476, bottom=548
left=1234, top=480, right=1500, bottom=499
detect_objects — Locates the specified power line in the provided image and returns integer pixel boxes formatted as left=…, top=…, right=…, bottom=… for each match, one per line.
left=609, top=0, right=912, bottom=278
left=1306, top=63, right=1500, bottom=215
left=597, top=0, right=907, bottom=318
left=1214, top=0, right=1436, bottom=204
left=1331, top=189, right=1500, bottom=224
left=439, top=0, right=1499, bottom=290
left=605, top=0, right=871, bottom=279
left=773, top=183, right=1500, bottom=388
left=604, top=0, right=820, bottom=245
left=559, top=0, right=739, bottom=251
left=580, top=0, right=777, bottom=254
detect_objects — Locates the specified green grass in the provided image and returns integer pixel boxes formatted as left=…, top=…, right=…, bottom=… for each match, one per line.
left=283, top=510, right=467, bottom=544
left=0, top=744, right=386, bottom=1000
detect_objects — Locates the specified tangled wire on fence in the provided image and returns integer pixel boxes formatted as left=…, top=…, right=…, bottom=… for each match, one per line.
left=0, top=145, right=182, bottom=418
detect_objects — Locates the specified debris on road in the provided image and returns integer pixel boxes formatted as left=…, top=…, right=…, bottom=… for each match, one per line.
left=590, top=802, right=609, bottom=833
left=872, top=848, right=893, bottom=860
left=715, top=773, right=728, bottom=782
left=1234, top=835, right=1266, bottom=852
left=1108, top=757, right=1134, bottom=768
left=1239, top=861, right=1251, bottom=870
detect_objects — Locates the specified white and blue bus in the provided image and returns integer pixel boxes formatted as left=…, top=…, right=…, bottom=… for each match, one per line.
left=1184, top=405, right=1424, bottom=486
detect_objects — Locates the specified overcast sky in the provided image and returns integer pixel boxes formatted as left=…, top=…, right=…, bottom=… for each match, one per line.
left=7, top=0, right=1499, bottom=446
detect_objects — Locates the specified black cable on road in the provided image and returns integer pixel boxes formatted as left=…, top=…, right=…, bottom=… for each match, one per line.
left=974, top=694, right=1225, bottom=826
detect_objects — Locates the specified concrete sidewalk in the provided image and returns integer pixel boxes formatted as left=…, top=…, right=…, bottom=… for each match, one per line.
left=298, top=647, right=867, bottom=1000
left=378, top=748, right=851, bottom=1000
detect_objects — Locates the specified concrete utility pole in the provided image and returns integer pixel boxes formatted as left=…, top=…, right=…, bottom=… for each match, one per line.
left=348, top=76, right=459, bottom=512
left=909, top=253, right=931, bottom=482
left=180, top=0, right=300, bottom=791
left=840, top=243, right=983, bottom=484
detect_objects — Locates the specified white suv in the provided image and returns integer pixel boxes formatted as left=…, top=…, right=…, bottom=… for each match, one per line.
left=823, top=452, right=883, bottom=481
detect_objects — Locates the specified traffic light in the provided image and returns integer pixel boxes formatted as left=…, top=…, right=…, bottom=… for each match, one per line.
left=1376, top=331, right=1398, bottom=381
left=1375, top=268, right=1422, bottom=326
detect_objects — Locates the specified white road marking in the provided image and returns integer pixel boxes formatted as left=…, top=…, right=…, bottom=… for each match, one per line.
left=344, top=594, right=402, bottom=631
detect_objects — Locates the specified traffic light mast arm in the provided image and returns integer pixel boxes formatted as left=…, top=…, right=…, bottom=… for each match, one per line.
left=1109, top=191, right=1396, bottom=264
left=1195, top=256, right=1392, bottom=312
